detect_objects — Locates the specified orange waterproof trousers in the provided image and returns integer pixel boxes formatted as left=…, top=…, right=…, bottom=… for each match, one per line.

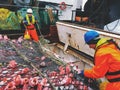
left=25, top=25, right=39, bottom=42
left=24, top=29, right=39, bottom=42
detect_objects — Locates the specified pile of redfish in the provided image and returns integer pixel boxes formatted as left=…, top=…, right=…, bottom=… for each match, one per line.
left=0, top=35, right=98, bottom=90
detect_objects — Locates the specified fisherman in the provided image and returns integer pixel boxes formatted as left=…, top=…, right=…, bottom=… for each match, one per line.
left=76, top=30, right=120, bottom=90
left=23, top=8, right=39, bottom=42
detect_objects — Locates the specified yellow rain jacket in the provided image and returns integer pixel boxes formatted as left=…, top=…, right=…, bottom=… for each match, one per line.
left=84, top=38, right=120, bottom=90
left=26, top=14, right=35, bottom=25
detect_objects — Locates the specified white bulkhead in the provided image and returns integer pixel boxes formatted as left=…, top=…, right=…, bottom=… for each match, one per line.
left=38, top=0, right=88, bottom=20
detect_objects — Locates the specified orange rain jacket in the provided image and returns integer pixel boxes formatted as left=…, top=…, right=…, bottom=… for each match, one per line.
left=84, top=38, right=120, bottom=90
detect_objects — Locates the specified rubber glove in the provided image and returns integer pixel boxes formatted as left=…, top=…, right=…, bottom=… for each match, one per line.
left=72, top=66, right=84, bottom=80
left=74, top=68, right=84, bottom=77
left=23, top=21, right=28, bottom=25
left=78, top=70, right=84, bottom=77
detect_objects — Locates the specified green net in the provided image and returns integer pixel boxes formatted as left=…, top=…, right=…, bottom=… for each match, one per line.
left=39, top=10, right=59, bottom=26
left=0, top=7, right=58, bottom=30
left=17, top=7, right=41, bottom=28
left=0, top=8, right=21, bottom=30
left=17, top=8, right=27, bottom=23
left=32, top=8, right=41, bottom=28
left=39, top=10, right=50, bottom=27
left=17, top=7, right=59, bottom=30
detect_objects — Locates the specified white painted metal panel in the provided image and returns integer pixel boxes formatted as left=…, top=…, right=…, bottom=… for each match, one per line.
left=38, top=0, right=83, bottom=20
left=38, top=0, right=74, bottom=5
left=56, top=21, right=120, bottom=57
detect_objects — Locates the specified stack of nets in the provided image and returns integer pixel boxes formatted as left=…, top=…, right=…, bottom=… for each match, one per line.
left=0, top=8, right=21, bottom=30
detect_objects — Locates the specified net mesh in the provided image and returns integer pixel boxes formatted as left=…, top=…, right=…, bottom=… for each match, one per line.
left=0, top=8, right=21, bottom=30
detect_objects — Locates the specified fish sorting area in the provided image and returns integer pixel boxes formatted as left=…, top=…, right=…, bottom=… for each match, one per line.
left=0, top=35, right=99, bottom=90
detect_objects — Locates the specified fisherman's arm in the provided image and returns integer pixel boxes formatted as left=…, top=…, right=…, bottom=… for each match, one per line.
left=84, top=54, right=109, bottom=78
